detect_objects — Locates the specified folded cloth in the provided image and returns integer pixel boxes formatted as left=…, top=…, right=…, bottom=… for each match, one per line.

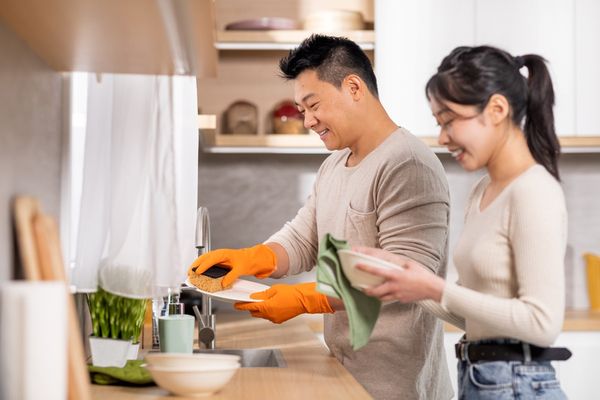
left=316, top=233, right=381, bottom=350
left=88, top=360, right=154, bottom=386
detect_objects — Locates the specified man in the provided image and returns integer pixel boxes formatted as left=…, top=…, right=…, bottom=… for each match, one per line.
left=190, top=35, right=452, bottom=399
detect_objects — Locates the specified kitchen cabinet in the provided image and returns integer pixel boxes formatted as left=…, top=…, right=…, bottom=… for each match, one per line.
left=445, top=331, right=600, bottom=400
left=197, top=0, right=374, bottom=153
left=475, top=0, right=576, bottom=136
left=553, top=331, right=600, bottom=400
left=575, top=0, right=600, bottom=136
left=444, top=310, right=600, bottom=400
left=0, top=0, right=217, bottom=76
left=375, top=0, right=600, bottom=149
left=444, top=310, right=600, bottom=399
left=375, top=0, right=476, bottom=138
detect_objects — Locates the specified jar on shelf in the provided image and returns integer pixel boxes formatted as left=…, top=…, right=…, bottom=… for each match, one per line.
left=271, top=100, right=307, bottom=135
left=222, top=100, right=258, bottom=135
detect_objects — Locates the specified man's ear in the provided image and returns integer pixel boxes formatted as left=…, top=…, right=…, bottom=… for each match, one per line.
left=344, top=74, right=364, bottom=101
left=486, top=94, right=510, bottom=125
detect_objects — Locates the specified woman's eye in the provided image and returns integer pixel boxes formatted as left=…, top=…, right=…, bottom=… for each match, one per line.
left=441, top=119, right=454, bottom=128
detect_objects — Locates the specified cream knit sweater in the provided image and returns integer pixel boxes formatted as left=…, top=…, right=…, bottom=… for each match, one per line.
left=423, top=164, right=567, bottom=347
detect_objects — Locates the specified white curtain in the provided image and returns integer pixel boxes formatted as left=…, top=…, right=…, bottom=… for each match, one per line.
left=71, top=74, right=198, bottom=297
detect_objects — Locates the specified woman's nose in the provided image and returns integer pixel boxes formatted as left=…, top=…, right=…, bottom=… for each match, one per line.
left=438, top=129, right=449, bottom=146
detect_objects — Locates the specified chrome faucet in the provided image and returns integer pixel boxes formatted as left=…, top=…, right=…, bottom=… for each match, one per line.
left=194, top=207, right=216, bottom=349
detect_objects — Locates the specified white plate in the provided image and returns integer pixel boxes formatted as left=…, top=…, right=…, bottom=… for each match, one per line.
left=184, top=278, right=269, bottom=303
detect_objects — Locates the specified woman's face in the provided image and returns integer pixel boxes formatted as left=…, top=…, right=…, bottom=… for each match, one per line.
left=430, top=97, right=498, bottom=172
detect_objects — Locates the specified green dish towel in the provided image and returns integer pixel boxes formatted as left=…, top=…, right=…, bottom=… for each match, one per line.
left=88, top=360, right=154, bottom=386
left=316, top=233, right=381, bottom=350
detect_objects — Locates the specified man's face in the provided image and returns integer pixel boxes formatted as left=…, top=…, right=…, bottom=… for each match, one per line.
left=294, top=70, right=354, bottom=151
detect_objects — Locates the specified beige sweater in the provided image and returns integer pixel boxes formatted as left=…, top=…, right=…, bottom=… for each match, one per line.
left=268, top=128, right=453, bottom=400
left=424, top=164, right=567, bottom=347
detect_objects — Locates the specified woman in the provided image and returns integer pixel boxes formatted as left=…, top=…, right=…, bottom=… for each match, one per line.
left=356, top=45, right=571, bottom=399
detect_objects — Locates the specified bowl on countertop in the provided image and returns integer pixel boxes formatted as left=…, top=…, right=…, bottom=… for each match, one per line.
left=144, top=352, right=240, bottom=369
left=338, top=249, right=403, bottom=290
left=145, top=364, right=240, bottom=397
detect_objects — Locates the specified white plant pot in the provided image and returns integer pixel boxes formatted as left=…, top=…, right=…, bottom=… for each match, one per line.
left=127, top=342, right=140, bottom=360
left=89, top=336, right=131, bottom=368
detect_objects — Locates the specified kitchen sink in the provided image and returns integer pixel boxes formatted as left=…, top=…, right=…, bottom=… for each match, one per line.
left=193, top=348, right=286, bottom=368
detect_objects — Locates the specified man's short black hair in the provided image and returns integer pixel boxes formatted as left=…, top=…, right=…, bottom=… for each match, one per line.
left=279, top=34, right=378, bottom=97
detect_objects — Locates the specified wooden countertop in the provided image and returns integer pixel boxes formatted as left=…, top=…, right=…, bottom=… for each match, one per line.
left=297, top=310, right=600, bottom=335
left=443, top=309, right=600, bottom=333
left=91, top=313, right=372, bottom=399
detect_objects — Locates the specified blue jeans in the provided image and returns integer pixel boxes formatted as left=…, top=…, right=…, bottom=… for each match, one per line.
left=457, top=339, right=567, bottom=399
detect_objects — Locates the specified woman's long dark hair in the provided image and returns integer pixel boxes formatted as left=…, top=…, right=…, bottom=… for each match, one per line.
left=426, top=46, right=560, bottom=180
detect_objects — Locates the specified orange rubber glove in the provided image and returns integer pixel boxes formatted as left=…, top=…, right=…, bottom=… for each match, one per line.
left=234, top=282, right=334, bottom=324
left=188, top=244, right=277, bottom=288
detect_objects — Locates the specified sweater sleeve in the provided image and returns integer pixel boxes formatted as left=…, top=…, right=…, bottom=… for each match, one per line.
left=376, top=158, right=450, bottom=275
left=418, top=299, right=466, bottom=330
left=265, top=166, right=322, bottom=276
left=442, top=178, right=567, bottom=347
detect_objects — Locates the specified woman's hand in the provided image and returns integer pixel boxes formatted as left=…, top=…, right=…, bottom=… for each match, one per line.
left=353, top=247, right=445, bottom=303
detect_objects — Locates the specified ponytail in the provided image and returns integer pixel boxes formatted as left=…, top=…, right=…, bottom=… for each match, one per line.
left=522, top=55, right=561, bottom=181
left=426, top=46, right=561, bottom=181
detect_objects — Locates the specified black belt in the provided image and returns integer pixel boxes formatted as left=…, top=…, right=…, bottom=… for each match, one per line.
left=455, top=341, right=572, bottom=363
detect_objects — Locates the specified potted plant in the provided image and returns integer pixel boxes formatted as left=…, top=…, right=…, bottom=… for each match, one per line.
left=87, top=262, right=153, bottom=367
left=87, top=288, right=148, bottom=367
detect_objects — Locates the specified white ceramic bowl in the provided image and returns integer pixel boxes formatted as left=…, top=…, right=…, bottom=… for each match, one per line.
left=338, top=249, right=403, bottom=290
left=146, top=364, right=239, bottom=397
left=144, top=353, right=240, bottom=369
left=303, top=10, right=365, bottom=31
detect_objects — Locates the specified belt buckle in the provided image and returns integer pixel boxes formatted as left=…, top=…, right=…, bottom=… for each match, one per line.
left=455, top=340, right=470, bottom=362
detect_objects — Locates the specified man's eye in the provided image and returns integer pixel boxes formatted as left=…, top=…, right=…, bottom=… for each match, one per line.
left=309, top=103, right=319, bottom=111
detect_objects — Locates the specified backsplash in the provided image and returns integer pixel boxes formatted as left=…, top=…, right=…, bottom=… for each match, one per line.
left=198, top=151, right=600, bottom=304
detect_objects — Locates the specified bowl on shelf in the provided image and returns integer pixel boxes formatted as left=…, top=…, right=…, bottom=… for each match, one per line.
left=337, top=249, right=403, bottom=290
left=145, top=364, right=240, bottom=397
left=303, top=10, right=366, bottom=32
left=144, top=352, right=241, bottom=369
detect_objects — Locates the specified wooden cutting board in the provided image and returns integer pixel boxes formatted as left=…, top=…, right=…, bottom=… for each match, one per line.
left=12, top=196, right=42, bottom=280
left=32, top=213, right=92, bottom=400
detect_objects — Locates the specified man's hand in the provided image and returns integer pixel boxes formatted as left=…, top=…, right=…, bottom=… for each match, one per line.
left=188, top=244, right=277, bottom=288
left=234, top=282, right=334, bottom=324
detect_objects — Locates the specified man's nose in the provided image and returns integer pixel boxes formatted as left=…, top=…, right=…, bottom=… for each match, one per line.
left=303, top=112, right=317, bottom=129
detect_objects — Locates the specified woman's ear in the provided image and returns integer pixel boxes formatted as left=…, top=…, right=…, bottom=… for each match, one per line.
left=486, top=94, right=510, bottom=125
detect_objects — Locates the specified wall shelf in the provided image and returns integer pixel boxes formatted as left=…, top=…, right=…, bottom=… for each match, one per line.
left=200, top=131, right=329, bottom=154
left=199, top=129, right=600, bottom=155
left=431, top=136, right=600, bottom=154
left=216, top=30, right=375, bottom=51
